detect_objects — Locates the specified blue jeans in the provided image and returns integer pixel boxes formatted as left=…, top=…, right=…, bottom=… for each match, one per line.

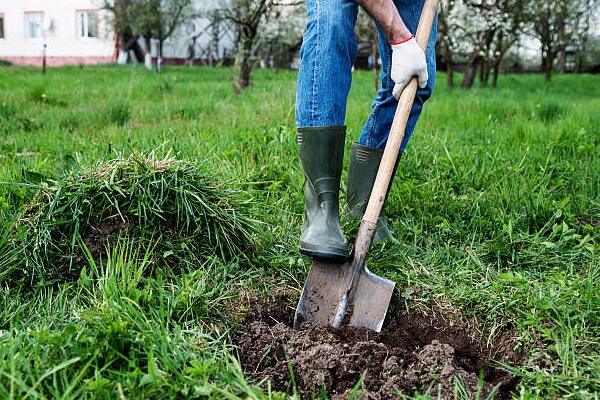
left=296, top=0, right=437, bottom=152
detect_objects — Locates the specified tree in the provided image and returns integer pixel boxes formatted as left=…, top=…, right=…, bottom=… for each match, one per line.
left=103, top=0, right=193, bottom=71
left=457, top=1, right=497, bottom=88
left=103, top=0, right=145, bottom=63
left=184, top=6, right=238, bottom=67
left=444, top=0, right=529, bottom=88
left=355, top=9, right=380, bottom=94
left=575, top=12, right=598, bottom=72
left=528, top=0, right=596, bottom=81
left=486, top=0, right=528, bottom=87
left=254, top=3, right=305, bottom=69
left=222, top=0, right=273, bottom=91
left=133, top=0, right=193, bottom=72
left=220, top=0, right=301, bottom=91
left=438, top=0, right=458, bottom=87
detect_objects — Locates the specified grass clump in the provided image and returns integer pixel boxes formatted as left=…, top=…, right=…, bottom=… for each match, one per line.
left=536, top=101, right=565, bottom=123
left=105, top=101, right=132, bottom=126
left=9, top=153, right=257, bottom=285
left=0, top=101, right=25, bottom=133
left=27, top=85, right=67, bottom=107
left=0, top=101, right=17, bottom=122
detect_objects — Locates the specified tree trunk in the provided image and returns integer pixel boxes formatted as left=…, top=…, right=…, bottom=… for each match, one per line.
left=490, top=33, right=516, bottom=89
left=437, top=1, right=453, bottom=88
left=576, top=11, right=591, bottom=74
left=156, top=39, right=163, bottom=74
left=480, top=61, right=491, bottom=86
left=131, top=41, right=145, bottom=64
left=491, top=45, right=510, bottom=88
left=118, top=30, right=144, bottom=64
left=187, top=36, right=197, bottom=66
left=479, top=30, right=495, bottom=86
left=235, top=34, right=254, bottom=92
left=545, top=60, right=553, bottom=81
left=541, top=51, right=554, bottom=82
left=462, top=55, right=482, bottom=88
left=576, top=53, right=584, bottom=74
left=117, top=34, right=129, bottom=64
left=557, top=50, right=566, bottom=73
left=541, top=45, right=554, bottom=82
left=464, top=29, right=493, bottom=89
left=212, top=15, right=221, bottom=66
left=492, top=59, right=501, bottom=88
left=443, top=34, right=454, bottom=88
left=144, top=36, right=153, bottom=71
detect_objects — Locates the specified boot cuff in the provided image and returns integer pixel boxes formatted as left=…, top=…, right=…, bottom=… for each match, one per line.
left=297, top=126, right=346, bottom=146
left=352, top=142, right=384, bottom=163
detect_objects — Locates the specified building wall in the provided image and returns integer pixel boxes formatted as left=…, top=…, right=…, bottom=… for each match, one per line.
left=159, top=0, right=236, bottom=63
left=0, top=0, right=115, bottom=66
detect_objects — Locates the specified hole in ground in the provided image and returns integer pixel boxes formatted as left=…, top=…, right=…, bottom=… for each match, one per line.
left=234, top=290, right=522, bottom=399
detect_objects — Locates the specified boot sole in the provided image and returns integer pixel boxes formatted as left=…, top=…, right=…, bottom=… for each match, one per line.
left=299, top=242, right=349, bottom=262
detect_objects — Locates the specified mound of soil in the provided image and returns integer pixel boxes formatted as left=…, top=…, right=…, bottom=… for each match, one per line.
left=235, top=294, right=521, bottom=399
left=11, top=155, right=256, bottom=284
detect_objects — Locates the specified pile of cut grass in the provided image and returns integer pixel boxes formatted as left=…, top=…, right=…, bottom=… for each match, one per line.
left=8, top=153, right=257, bottom=285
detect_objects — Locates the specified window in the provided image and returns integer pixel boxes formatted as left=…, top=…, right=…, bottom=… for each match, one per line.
left=0, top=14, right=5, bottom=39
left=77, top=11, right=98, bottom=38
left=25, top=12, right=43, bottom=39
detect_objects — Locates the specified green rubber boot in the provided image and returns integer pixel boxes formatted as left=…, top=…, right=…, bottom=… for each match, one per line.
left=297, top=126, right=349, bottom=261
left=346, top=143, right=398, bottom=242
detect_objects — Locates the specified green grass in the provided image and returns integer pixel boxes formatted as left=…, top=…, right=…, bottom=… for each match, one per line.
left=0, top=65, right=599, bottom=399
left=7, top=153, right=257, bottom=286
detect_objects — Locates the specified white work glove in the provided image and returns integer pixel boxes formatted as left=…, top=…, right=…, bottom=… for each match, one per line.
left=391, top=37, right=428, bottom=99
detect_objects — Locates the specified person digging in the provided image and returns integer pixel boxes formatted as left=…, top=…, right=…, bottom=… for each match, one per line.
left=296, top=0, right=437, bottom=260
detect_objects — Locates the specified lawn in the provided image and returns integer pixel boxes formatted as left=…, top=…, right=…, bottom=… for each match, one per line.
left=0, top=66, right=598, bottom=399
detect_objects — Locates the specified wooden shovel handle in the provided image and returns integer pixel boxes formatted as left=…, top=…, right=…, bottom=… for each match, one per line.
left=360, top=0, right=439, bottom=230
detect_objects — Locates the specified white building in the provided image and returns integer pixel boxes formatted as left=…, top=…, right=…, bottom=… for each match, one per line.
left=0, top=0, right=116, bottom=66
left=0, top=0, right=237, bottom=67
left=159, top=0, right=236, bottom=65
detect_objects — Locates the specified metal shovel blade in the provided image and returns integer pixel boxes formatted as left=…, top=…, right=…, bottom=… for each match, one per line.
left=294, top=257, right=395, bottom=332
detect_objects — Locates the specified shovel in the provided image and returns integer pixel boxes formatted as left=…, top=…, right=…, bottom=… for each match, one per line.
left=294, top=0, right=440, bottom=333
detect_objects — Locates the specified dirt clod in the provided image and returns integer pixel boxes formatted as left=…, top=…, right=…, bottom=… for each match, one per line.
left=236, top=296, right=520, bottom=399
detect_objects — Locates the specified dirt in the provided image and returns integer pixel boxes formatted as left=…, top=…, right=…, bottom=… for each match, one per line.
left=235, top=293, right=521, bottom=399
left=81, top=215, right=130, bottom=260
left=576, top=214, right=600, bottom=227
